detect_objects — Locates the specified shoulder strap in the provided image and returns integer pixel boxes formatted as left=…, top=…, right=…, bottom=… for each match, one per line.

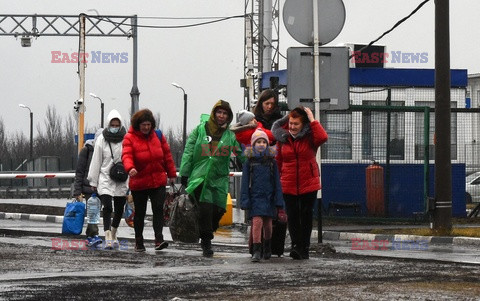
left=155, top=129, right=162, bottom=142
left=107, top=141, right=115, bottom=162
left=249, top=160, right=253, bottom=189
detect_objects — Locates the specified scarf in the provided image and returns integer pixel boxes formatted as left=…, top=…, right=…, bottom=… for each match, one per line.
left=205, top=119, right=227, bottom=142
left=103, top=126, right=126, bottom=143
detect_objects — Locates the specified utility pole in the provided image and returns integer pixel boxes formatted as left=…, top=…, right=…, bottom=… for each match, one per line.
left=433, top=0, right=452, bottom=233
left=78, top=14, right=86, bottom=154
left=130, top=15, right=140, bottom=115
left=243, top=0, right=280, bottom=109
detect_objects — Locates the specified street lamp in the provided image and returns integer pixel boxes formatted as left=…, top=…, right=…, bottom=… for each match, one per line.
left=18, top=104, right=33, bottom=161
left=89, top=92, right=104, bottom=128
left=172, top=82, right=187, bottom=151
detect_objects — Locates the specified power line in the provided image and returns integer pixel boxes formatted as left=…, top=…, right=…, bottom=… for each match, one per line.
left=349, top=0, right=431, bottom=58
left=89, top=14, right=248, bottom=29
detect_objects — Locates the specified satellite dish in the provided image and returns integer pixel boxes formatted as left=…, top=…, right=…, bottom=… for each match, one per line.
left=283, top=0, right=346, bottom=46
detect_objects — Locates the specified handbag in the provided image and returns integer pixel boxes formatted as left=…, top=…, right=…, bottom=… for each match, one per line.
left=62, top=199, right=86, bottom=235
left=108, top=142, right=128, bottom=182
left=163, top=184, right=181, bottom=226
left=168, top=188, right=200, bottom=243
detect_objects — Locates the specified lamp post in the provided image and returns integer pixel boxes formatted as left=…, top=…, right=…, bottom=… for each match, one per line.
left=18, top=104, right=33, bottom=161
left=89, top=92, right=104, bottom=128
left=172, top=83, right=187, bottom=151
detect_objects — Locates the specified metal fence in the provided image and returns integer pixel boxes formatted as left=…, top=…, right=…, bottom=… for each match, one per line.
left=320, top=87, right=474, bottom=165
left=319, top=87, right=473, bottom=217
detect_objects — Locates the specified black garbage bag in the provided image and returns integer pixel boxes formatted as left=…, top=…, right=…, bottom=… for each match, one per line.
left=168, top=192, right=200, bottom=243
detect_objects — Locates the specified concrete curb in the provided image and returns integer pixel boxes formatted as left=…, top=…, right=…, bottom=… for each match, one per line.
left=2, top=211, right=480, bottom=247
left=0, top=212, right=139, bottom=227
left=316, top=230, right=480, bottom=247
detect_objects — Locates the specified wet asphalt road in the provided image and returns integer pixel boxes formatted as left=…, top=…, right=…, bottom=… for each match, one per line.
left=1, top=232, right=480, bottom=301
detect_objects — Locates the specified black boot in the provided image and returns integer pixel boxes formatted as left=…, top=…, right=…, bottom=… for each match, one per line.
left=251, top=243, right=262, bottom=262
left=155, top=234, right=168, bottom=251
left=263, top=239, right=272, bottom=260
left=201, top=239, right=213, bottom=257
left=302, top=247, right=310, bottom=259
left=289, top=244, right=303, bottom=260
left=135, top=237, right=146, bottom=253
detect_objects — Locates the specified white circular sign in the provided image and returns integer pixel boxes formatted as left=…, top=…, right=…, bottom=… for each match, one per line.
left=283, top=0, right=346, bottom=46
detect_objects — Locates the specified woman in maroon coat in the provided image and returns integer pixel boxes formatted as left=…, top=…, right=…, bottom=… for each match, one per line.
left=271, top=106, right=328, bottom=260
left=122, top=109, right=177, bottom=252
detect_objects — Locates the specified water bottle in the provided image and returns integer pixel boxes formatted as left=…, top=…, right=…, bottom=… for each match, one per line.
left=86, top=193, right=101, bottom=224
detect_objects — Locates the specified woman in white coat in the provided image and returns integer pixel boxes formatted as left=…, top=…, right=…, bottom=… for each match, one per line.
left=88, top=109, right=129, bottom=249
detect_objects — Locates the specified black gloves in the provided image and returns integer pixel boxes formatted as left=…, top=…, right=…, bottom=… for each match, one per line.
left=181, top=176, right=189, bottom=186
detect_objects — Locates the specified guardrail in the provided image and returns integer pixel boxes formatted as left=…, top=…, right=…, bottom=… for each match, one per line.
left=0, top=173, right=76, bottom=179
left=0, top=172, right=243, bottom=199
left=0, top=172, right=243, bottom=179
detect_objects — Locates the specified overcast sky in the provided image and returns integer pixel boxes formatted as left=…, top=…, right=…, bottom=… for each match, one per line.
left=1, top=0, right=479, bottom=138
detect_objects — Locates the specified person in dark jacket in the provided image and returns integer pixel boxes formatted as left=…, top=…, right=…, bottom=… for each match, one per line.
left=73, top=129, right=103, bottom=247
left=272, top=106, right=328, bottom=260
left=122, top=109, right=177, bottom=252
left=240, top=129, right=285, bottom=262
left=253, top=89, right=283, bottom=130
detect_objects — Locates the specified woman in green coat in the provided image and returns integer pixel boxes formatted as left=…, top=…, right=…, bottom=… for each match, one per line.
left=180, top=100, right=244, bottom=257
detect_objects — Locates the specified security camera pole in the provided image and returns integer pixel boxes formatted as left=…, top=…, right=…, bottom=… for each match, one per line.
left=77, top=14, right=86, bottom=154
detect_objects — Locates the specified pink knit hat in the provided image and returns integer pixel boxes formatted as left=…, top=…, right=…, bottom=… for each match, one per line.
left=251, top=128, right=269, bottom=146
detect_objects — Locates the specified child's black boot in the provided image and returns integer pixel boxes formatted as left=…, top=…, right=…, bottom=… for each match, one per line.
left=252, top=243, right=262, bottom=262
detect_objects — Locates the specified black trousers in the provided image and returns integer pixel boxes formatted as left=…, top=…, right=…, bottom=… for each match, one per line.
left=99, top=194, right=126, bottom=231
left=194, top=185, right=226, bottom=241
left=284, top=191, right=317, bottom=251
left=131, top=186, right=166, bottom=240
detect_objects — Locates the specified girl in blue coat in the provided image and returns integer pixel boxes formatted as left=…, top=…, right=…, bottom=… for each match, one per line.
left=240, top=129, right=285, bottom=262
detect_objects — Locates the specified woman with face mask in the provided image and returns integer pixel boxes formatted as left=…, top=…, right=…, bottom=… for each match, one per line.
left=87, top=109, right=129, bottom=249
left=271, top=106, right=328, bottom=260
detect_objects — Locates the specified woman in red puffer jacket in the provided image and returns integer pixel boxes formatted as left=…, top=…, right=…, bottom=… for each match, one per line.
left=122, top=109, right=177, bottom=252
left=271, top=106, right=328, bottom=260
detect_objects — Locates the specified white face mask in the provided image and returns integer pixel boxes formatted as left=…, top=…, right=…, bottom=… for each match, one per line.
left=109, top=127, right=120, bottom=134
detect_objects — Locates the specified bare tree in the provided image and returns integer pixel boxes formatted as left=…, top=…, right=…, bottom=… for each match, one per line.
left=0, top=118, right=6, bottom=162
left=164, top=126, right=185, bottom=168
left=35, top=105, right=64, bottom=157
left=154, top=112, right=162, bottom=130
left=8, top=131, right=29, bottom=164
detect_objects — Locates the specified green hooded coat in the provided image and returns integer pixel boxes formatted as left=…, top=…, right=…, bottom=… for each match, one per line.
left=179, top=100, right=244, bottom=209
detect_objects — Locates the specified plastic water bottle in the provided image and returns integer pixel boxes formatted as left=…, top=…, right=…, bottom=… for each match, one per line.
left=86, top=193, right=101, bottom=224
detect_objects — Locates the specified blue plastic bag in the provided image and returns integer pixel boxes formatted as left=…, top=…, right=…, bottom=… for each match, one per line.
left=62, top=199, right=86, bottom=235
